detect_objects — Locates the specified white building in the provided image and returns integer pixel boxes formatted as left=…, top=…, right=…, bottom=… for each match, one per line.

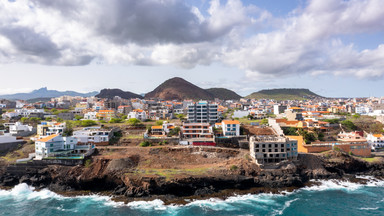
left=366, top=133, right=384, bottom=151
left=9, top=122, right=33, bottom=135
left=221, top=120, right=240, bottom=137
left=37, top=122, right=66, bottom=137
left=73, top=127, right=112, bottom=146
left=84, top=111, right=98, bottom=120
left=35, top=134, right=93, bottom=160
left=128, top=109, right=147, bottom=121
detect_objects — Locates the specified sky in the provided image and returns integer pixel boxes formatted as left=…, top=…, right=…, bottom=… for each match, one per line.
left=0, top=0, right=384, bottom=98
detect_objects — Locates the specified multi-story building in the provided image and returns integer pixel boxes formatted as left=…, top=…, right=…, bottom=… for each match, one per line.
left=127, top=109, right=147, bottom=121
left=37, top=122, right=66, bottom=137
left=73, top=127, right=112, bottom=146
left=187, top=101, right=218, bottom=123
left=96, top=110, right=115, bottom=121
left=181, top=122, right=213, bottom=139
left=366, top=133, right=384, bottom=151
left=221, top=120, right=240, bottom=136
left=9, top=122, right=34, bottom=136
left=273, top=105, right=287, bottom=115
left=35, top=134, right=94, bottom=160
left=249, top=135, right=298, bottom=165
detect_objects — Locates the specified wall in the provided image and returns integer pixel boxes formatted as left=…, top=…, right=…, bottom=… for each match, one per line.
left=0, top=141, right=26, bottom=156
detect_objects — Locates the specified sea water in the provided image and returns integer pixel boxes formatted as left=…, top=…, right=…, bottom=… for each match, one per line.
left=1, top=176, right=384, bottom=216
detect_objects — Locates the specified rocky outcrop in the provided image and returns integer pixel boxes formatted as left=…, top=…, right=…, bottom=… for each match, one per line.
left=1, top=151, right=384, bottom=201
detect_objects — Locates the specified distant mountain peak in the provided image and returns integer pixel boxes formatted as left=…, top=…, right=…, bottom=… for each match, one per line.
left=96, top=88, right=143, bottom=99
left=0, top=88, right=98, bottom=100
left=246, top=88, right=324, bottom=100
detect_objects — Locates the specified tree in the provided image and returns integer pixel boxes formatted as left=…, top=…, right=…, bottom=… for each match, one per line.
left=57, top=117, right=63, bottom=122
left=29, top=117, right=41, bottom=124
left=283, top=127, right=298, bottom=136
left=168, top=127, right=180, bottom=137
left=122, top=115, right=128, bottom=120
left=20, top=117, right=28, bottom=124
left=341, top=120, right=357, bottom=131
left=109, top=118, right=123, bottom=123
left=156, top=120, right=164, bottom=126
left=176, top=114, right=186, bottom=120
left=127, top=118, right=141, bottom=126
left=75, top=115, right=83, bottom=120
left=81, top=120, right=98, bottom=127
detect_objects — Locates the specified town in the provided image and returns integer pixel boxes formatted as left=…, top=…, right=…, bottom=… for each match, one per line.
left=1, top=80, right=383, bottom=170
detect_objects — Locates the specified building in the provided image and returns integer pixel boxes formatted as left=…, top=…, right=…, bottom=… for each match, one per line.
left=73, top=127, right=113, bottom=146
left=187, top=101, right=218, bottom=123
left=9, top=122, right=34, bottom=136
left=96, top=110, right=115, bottom=121
left=249, top=135, right=298, bottom=165
left=127, top=109, right=147, bottom=121
left=221, top=120, right=240, bottom=137
left=273, top=105, right=287, bottom=115
left=35, top=134, right=94, bottom=160
left=181, top=122, right=213, bottom=139
left=285, top=108, right=303, bottom=121
left=366, top=133, right=384, bottom=151
left=37, top=122, right=66, bottom=137
left=84, top=111, right=98, bottom=120
left=290, top=135, right=371, bottom=157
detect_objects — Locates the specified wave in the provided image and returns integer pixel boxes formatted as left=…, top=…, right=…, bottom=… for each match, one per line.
left=302, top=176, right=384, bottom=193
left=1, top=175, right=383, bottom=212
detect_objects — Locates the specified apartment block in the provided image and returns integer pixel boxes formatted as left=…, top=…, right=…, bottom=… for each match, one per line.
left=187, top=101, right=218, bottom=123
left=249, top=135, right=298, bottom=165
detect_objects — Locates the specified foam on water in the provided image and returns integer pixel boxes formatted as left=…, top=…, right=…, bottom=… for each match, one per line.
left=0, top=175, right=383, bottom=213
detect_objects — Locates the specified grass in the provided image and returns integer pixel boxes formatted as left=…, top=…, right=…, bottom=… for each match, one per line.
left=237, top=118, right=261, bottom=125
left=360, top=157, right=381, bottom=163
left=126, top=167, right=211, bottom=180
left=124, top=134, right=143, bottom=139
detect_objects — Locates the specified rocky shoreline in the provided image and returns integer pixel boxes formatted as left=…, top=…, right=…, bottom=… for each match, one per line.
left=1, top=150, right=384, bottom=204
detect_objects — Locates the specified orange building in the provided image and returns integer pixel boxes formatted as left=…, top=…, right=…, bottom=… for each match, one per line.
left=96, top=110, right=115, bottom=121
left=287, top=135, right=371, bottom=157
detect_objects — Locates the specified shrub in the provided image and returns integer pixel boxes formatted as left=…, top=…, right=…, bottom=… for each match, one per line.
left=84, top=159, right=92, bottom=168
left=230, top=165, right=238, bottom=171
left=81, top=120, right=98, bottom=127
left=139, top=141, right=151, bottom=147
left=109, top=118, right=123, bottom=123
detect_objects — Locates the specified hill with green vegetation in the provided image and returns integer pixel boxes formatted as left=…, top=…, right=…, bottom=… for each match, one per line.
left=246, top=88, right=323, bottom=101
left=205, top=88, right=242, bottom=100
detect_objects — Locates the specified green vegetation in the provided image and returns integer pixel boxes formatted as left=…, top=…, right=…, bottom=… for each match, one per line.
left=109, top=118, right=123, bottom=123
left=80, top=120, right=98, bottom=127
left=127, top=118, right=141, bottom=126
left=126, top=167, right=210, bottom=180
left=176, top=114, right=186, bottom=120
left=323, top=119, right=340, bottom=124
left=230, top=165, right=238, bottom=171
left=283, top=127, right=298, bottom=136
left=260, top=118, right=268, bottom=125
left=139, top=141, right=151, bottom=147
left=167, top=127, right=180, bottom=137
left=156, top=120, right=164, bottom=126
left=341, top=120, right=357, bottom=131
left=298, top=129, right=317, bottom=144
left=74, top=115, right=83, bottom=120
left=84, top=159, right=92, bottom=168
left=246, top=88, right=322, bottom=101
left=360, top=157, right=381, bottom=163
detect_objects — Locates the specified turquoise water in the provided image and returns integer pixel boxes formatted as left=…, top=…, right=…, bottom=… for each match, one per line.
left=1, top=176, right=383, bottom=216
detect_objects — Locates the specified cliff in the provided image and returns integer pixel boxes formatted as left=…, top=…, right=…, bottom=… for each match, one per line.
left=0, top=148, right=383, bottom=203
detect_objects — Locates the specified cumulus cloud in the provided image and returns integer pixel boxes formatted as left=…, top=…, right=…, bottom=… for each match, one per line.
left=0, top=0, right=383, bottom=80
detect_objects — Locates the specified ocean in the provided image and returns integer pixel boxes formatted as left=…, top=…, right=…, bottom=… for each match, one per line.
left=1, top=176, right=383, bottom=216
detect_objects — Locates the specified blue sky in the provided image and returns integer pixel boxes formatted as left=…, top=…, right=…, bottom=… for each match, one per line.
left=0, top=0, right=384, bottom=98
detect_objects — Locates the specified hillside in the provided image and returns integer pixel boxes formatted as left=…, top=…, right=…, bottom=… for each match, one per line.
left=246, top=88, right=323, bottom=100
left=145, top=77, right=215, bottom=100
left=205, top=88, right=242, bottom=100
left=0, top=87, right=98, bottom=100
left=96, top=89, right=143, bottom=99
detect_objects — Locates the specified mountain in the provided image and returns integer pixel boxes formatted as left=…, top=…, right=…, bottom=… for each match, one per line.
left=96, top=88, right=143, bottom=99
left=205, top=88, right=242, bottom=100
left=246, top=88, right=323, bottom=101
left=0, top=87, right=98, bottom=100
left=145, top=77, right=215, bottom=100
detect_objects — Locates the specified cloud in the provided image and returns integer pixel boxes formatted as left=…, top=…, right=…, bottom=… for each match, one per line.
left=0, top=0, right=383, bottom=81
